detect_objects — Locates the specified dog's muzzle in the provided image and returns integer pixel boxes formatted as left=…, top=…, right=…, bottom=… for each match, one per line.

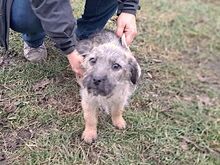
left=83, top=75, right=114, bottom=96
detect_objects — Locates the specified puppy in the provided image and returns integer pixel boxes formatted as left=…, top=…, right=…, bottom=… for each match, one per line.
left=76, top=30, right=141, bottom=143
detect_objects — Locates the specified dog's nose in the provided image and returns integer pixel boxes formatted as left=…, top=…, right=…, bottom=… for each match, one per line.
left=93, top=76, right=106, bottom=86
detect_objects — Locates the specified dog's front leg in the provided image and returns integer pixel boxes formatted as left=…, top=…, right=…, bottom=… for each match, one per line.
left=111, top=104, right=126, bottom=129
left=81, top=100, right=98, bottom=144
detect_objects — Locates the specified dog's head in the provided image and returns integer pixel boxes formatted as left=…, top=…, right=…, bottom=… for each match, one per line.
left=81, top=42, right=141, bottom=97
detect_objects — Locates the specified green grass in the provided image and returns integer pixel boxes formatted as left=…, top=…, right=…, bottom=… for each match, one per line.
left=1, top=0, right=220, bottom=164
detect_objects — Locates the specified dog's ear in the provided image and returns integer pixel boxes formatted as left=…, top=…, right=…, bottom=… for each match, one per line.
left=128, top=59, right=141, bottom=85
left=120, top=34, right=130, bottom=51
left=76, top=40, right=93, bottom=58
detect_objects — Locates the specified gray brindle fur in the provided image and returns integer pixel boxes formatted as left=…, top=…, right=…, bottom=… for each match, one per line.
left=76, top=30, right=141, bottom=144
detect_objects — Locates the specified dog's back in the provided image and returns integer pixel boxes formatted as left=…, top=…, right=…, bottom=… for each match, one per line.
left=76, top=30, right=123, bottom=56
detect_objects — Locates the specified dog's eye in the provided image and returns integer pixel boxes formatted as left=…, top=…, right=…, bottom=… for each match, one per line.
left=89, top=58, right=97, bottom=65
left=112, top=63, right=121, bottom=71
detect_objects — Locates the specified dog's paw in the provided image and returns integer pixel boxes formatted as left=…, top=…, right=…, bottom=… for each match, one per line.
left=112, top=117, right=126, bottom=129
left=81, top=130, right=97, bottom=144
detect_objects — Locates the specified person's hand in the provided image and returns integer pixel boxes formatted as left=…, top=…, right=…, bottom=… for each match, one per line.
left=67, top=50, right=84, bottom=77
left=116, top=12, right=137, bottom=46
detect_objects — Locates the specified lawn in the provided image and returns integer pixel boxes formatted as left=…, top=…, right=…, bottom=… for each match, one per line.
left=0, top=0, right=220, bottom=164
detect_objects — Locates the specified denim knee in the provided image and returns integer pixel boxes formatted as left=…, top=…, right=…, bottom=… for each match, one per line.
left=10, top=17, right=42, bottom=34
left=76, top=0, right=117, bottom=39
left=10, top=0, right=44, bottom=34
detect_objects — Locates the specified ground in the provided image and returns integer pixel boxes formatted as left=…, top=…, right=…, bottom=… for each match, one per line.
left=0, top=0, right=220, bottom=164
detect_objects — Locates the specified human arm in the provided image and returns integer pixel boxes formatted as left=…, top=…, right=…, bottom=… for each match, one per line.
left=30, top=0, right=84, bottom=75
left=29, top=0, right=77, bottom=54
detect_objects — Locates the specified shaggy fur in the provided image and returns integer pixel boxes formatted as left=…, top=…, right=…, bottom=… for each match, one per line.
left=76, top=30, right=141, bottom=143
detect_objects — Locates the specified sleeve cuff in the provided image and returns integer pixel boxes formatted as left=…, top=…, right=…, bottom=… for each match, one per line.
left=117, top=2, right=141, bottom=16
left=118, top=9, right=137, bottom=16
left=60, top=45, right=76, bottom=55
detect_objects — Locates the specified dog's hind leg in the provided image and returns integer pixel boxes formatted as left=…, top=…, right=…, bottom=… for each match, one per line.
left=81, top=100, right=98, bottom=144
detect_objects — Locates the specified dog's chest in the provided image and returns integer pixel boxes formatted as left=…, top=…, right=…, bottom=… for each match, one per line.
left=96, top=96, right=114, bottom=114
left=95, top=89, right=131, bottom=114
left=81, top=84, right=134, bottom=114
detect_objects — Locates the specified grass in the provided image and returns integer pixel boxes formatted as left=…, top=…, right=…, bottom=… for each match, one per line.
left=1, top=0, right=220, bottom=164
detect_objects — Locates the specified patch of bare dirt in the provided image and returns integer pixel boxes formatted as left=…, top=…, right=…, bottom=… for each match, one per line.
left=36, top=93, right=81, bottom=115
left=34, top=74, right=82, bottom=115
left=206, top=58, right=220, bottom=78
left=32, top=78, right=51, bottom=92
left=0, top=128, right=34, bottom=164
left=0, top=49, right=20, bottom=68
left=195, top=57, right=220, bottom=91
left=2, top=129, right=32, bottom=151
left=0, top=86, right=22, bottom=114
left=158, top=12, right=178, bottom=24
left=201, top=0, right=220, bottom=5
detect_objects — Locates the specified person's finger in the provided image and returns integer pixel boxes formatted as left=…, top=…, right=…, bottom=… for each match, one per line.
left=76, top=71, right=82, bottom=77
left=74, top=65, right=83, bottom=76
left=125, top=29, right=137, bottom=45
left=125, top=33, right=133, bottom=46
left=77, top=67, right=84, bottom=76
left=116, top=22, right=125, bottom=37
left=78, top=62, right=85, bottom=76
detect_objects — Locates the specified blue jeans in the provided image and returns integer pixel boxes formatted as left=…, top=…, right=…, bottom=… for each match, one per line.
left=10, top=0, right=117, bottom=48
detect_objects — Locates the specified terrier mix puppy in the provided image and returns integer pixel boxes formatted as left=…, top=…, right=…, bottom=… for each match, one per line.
left=76, top=30, right=141, bottom=143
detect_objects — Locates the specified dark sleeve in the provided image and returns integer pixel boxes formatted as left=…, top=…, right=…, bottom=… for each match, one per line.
left=29, top=0, right=77, bottom=55
left=117, top=0, right=140, bottom=16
